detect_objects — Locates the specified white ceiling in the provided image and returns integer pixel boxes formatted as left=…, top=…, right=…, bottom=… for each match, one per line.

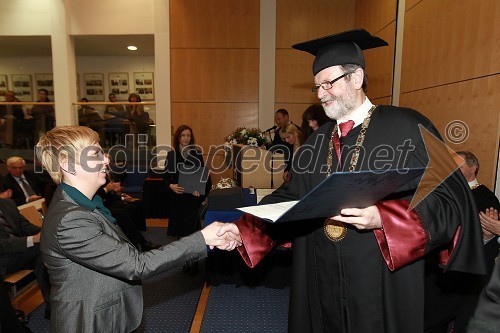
left=0, top=35, right=154, bottom=57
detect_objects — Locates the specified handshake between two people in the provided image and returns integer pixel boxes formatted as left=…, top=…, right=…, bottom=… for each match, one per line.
left=200, top=222, right=241, bottom=251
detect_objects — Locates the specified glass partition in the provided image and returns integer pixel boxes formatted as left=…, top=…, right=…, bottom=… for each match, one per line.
left=0, top=100, right=55, bottom=149
left=73, top=101, right=157, bottom=149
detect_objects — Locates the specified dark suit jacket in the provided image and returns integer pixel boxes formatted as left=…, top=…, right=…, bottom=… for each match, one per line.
left=0, top=198, right=41, bottom=255
left=1, top=172, right=44, bottom=206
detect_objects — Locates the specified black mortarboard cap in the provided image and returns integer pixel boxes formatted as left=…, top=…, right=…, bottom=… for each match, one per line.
left=292, top=29, right=388, bottom=75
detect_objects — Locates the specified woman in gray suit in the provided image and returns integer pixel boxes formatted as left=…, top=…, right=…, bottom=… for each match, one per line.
left=36, top=126, right=240, bottom=333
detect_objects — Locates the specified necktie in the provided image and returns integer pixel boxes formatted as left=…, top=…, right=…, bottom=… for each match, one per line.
left=332, top=120, right=355, bottom=161
left=19, top=177, right=36, bottom=197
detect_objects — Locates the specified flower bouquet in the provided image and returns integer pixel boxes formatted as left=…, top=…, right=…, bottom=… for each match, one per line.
left=224, top=127, right=269, bottom=166
left=224, top=127, right=269, bottom=147
left=212, top=177, right=237, bottom=190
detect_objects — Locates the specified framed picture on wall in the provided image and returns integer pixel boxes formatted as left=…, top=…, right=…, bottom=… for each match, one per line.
left=35, top=73, right=54, bottom=100
left=83, top=73, right=104, bottom=101
left=11, top=74, right=33, bottom=102
left=0, top=74, right=8, bottom=101
left=108, top=72, right=129, bottom=100
left=133, top=72, right=154, bottom=100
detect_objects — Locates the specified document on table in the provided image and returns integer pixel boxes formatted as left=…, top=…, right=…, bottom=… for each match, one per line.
left=237, top=168, right=426, bottom=223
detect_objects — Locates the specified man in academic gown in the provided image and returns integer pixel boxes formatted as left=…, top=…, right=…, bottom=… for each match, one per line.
left=424, top=151, right=500, bottom=333
left=218, top=29, right=486, bottom=333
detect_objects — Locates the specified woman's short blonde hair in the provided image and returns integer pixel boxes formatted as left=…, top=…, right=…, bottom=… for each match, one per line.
left=36, top=126, right=100, bottom=184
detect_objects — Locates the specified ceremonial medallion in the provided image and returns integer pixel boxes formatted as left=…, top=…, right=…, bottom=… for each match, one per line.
left=324, top=218, right=347, bottom=241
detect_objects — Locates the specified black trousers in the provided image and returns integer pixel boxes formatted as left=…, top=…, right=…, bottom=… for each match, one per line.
left=0, top=281, right=27, bottom=332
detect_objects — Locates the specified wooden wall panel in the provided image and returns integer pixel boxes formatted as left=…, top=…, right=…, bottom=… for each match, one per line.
left=371, top=96, right=392, bottom=106
left=275, top=49, right=319, bottom=104
left=170, top=0, right=259, bottom=48
left=406, top=0, right=423, bottom=11
left=171, top=102, right=259, bottom=152
left=402, top=0, right=500, bottom=93
left=355, top=0, right=397, bottom=34
left=170, top=0, right=260, bottom=155
left=276, top=0, right=355, bottom=48
left=363, top=23, right=395, bottom=99
left=400, top=76, right=500, bottom=188
left=275, top=0, right=355, bottom=114
left=171, top=49, right=259, bottom=102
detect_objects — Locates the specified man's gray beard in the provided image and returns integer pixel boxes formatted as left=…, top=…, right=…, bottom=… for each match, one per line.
left=323, top=84, right=357, bottom=120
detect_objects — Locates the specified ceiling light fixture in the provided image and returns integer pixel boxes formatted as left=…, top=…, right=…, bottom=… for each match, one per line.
left=127, top=45, right=138, bottom=51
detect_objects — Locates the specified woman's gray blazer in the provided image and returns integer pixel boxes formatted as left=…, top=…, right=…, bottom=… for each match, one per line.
left=41, top=186, right=207, bottom=332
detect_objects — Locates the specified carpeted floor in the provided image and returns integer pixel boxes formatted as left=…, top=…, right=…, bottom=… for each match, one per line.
left=200, top=285, right=289, bottom=333
left=25, top=227, right=291, bottom=332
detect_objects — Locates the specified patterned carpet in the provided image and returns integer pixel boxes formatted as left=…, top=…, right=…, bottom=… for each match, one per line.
left=201, top=285, right=289, bottom=333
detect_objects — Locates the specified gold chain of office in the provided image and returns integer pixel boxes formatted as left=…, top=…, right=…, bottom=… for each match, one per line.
left=324, top=105, right=377, bottom=241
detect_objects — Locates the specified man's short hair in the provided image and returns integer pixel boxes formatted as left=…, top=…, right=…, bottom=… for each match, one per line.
left=457, top=151, right=479, bottom=176
left=6, top=156, right=25, bottom=167
left=275, top=109, right=289, bottom=117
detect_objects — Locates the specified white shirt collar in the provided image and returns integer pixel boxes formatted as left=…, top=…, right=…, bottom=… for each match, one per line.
left=468, top=179, right=479, bottom=189
left=13, top=174, right=25, bottom=182
left=336, top=97, right=373, bottom=134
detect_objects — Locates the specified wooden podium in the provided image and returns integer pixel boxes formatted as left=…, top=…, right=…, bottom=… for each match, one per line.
left=232, top=144, right=285, bottom=189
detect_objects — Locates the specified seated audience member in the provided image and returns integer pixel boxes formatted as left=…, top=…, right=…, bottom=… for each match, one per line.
left=0, top=90, right=33, bottom=148
left=30, top=89, right=55, bottom=141
left=78, top=98, right=101, bottom=126
left=78, top=97, right=105, bottom=144
left=2, top=157, right=44, bottom=206
left=425, top=151, right=500, bottom=333
left=104, top=93, right=128, bottom=146
left=300, top=103, right=330, bottom=139
left=36, top=125, right=239, bottom=332
left=279, top=123, right=304, bottom=182
left=104, top=93, right=126, bottom=115
left=0, top=198, right=51, bottom=319
left=269, top=108, right=300, bottom=149
left=467, top=209, right=500, bottom=333
left=127, top=93, right=152, bottom=144
left=97, top=180, right=159, bottom=251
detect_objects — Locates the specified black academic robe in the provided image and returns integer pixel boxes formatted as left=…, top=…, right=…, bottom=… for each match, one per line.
left=236, top=105, right=485, bottom=333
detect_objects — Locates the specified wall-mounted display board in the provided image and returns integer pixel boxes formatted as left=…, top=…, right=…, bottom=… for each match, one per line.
left=108, top=72, right=129, bottom=100
left=83, top=73, right=104, bottom=101
left=133, top=72, right=154, bottom=100
left=11, top=74, right=33, bottom=101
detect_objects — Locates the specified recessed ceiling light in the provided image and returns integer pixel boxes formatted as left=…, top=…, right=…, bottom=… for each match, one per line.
left=127, top=45, right=138, bottom=51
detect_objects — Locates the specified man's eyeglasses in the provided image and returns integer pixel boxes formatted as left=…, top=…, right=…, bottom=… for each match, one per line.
left=311, top=72, right=354, bottom=93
